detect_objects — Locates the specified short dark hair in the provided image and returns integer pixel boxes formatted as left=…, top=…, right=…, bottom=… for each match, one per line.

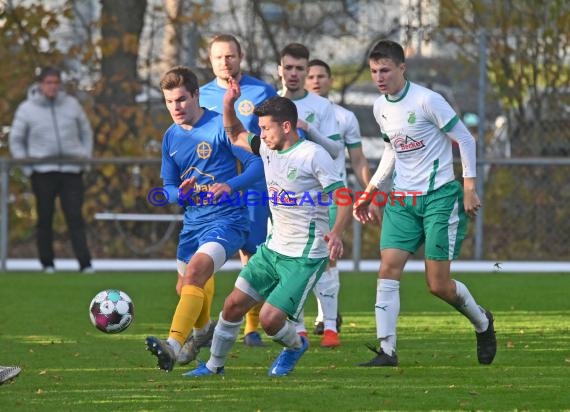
left=308, top=59, right=331, bottom=77
left=38, top=67, right=61, bottom=81
left=368, top=40, right=406, bottom=65
left=280, top=43, right=310, bottom=61
left=254, top=96, right=298, bottom=126
left=159, top=66, right=199, bottom=95
left=209, top=33, right=242, bottom=56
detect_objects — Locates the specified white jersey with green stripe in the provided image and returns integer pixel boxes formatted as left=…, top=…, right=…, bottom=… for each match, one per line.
left=288, top=91, right=340, bottom=141
left=373, top=81, right=460, bottom=194
left=332, top=102, right=362, bottom=184
left=259, top=139, right=344, bottom=258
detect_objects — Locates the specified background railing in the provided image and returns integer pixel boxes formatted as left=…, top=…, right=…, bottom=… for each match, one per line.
left=2, top=155, right=570, bottom=271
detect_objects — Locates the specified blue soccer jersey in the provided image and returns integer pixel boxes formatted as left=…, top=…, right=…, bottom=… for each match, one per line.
left=200, top=74, right=277, bottom=135
left=160, top=109, right=259, bottom=227
left=200, top=75, right=277, bottom=252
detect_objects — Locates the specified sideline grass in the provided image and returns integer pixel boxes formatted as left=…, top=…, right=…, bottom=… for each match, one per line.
left=0, top=271, right=569, bottom=411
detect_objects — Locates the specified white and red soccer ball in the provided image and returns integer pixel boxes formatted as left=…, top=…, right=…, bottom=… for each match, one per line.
left=89, top=289, right=134, bottom=333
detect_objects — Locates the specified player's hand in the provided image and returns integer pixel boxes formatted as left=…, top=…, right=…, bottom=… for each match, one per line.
left=179, top=176, right=197, bottom=199
left=224, top=76, right=241, bottom=106
left=353, top=191, right=374, bottom=224
left=209, top=182, right=232, bottom=201
left=324, top=232, right=344, bottom=260
left=464, top=188, right=481, bottom=218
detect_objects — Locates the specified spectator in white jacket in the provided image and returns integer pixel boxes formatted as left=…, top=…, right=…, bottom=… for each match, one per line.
left=9, top=67, right=94, bottom=273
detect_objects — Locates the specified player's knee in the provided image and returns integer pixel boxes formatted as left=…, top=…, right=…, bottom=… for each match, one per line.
left=427, top=281, right=454, bottom=301
left=222, top=295, right=247, bottom=323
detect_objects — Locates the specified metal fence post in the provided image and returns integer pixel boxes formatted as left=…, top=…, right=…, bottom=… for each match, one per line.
left=0, top=159, right=9, bottom=271
left=475, top=28, right=487, bottom=260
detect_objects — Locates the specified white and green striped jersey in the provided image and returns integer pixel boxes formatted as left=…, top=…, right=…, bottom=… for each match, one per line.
left=259, top=139, right=344, bottom=258
left=373, top=81, right=461, bottom=194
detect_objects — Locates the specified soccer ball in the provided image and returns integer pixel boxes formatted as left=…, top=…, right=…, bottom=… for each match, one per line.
left=89, top=289, right=134, bottom=333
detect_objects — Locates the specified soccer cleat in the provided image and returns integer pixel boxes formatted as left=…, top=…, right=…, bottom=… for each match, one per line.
left=358, top=343, right=398, bottom=367
left=243, top=331, right=267, bottom=347
left=313, top=313, right=342, bottom=335
left=476, top=310, right=497, bottom=365
left=182, top=361, right=224, bottom=378
left=0, top=366, right=21, bottom=385
left=177, top=321, right=216, bottom=365
left=268, top=335, right=309, bottom=377
left=320, top=329, right=340, bottom=348
left=44, top=266, right=55, bottom=274
left=145, top=336, right=176, bottom=372
left=313, top=322, right=324, bottom=335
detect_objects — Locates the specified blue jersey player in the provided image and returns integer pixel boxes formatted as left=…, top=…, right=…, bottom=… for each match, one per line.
left=145, top=66, right=264, bottom=372
left=197, top=34, right=277, bottom=347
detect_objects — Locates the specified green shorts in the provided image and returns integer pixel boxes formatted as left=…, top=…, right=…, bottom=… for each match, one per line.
left=238, top=244, right=328, bottom=321
left=380, top=180, right=468, bottom=260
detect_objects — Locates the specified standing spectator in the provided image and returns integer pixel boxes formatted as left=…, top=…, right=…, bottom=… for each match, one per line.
left=9, top=67, right=94, bottom=273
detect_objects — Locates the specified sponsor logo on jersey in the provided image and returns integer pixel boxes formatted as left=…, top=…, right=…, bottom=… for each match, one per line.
left=238, top=99, right=255, bottom=116
left=393, top=134, right=425, bottom=153
left=196, top=141, right=212, bottom=159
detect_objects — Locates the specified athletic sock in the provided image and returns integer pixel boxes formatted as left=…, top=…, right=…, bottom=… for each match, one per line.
left=453, top=280, right=489, bottom=333
left=207, top=313, right=242, bottom=370
left=269, top=320, right=302, bottom=349
left=316, top=267, right=340, bottom=332
left=194, top=276, right=215, bottom=329
left=376, top=278, right=400, bottom=356
left=244, top=302, right=263, bottom=335
left=168, top=284, right=205, bottom=347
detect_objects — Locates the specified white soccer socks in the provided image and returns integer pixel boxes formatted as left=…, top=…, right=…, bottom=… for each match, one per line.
left=453, top=280, right=489, bottom=333
left=314, top=267, right=340, bottom=331
left=376, top=279, right=400, bottom=356
left=207, top=313, right=242, bottom=370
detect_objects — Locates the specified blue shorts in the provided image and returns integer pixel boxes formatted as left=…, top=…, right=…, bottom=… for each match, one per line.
left=177, top=219, right=249, bottom=263
left=241, top=197, right=270, bottom=255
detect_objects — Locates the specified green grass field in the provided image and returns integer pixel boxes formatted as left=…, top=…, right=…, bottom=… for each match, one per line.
left=0, top=271, right=569, bottom=411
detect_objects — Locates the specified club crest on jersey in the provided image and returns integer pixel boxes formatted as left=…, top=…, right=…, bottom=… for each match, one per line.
left=305, top=112, right=315, bottom=123
left=238, top=99, right=255, bottom=116
left=196, top=141, right=212, bottom=159
left=407, top=111, right=416, bottom=124
left=393, top=134, right=425, bottom=153
left=287, top=167, right=298, bottom=181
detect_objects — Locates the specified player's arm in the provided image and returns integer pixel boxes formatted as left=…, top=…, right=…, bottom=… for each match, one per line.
left=353, top=139, right=395, bottom=224
left=299, top=120, right=343, bottom=159
left=344, top=112, right=371, bottom=188
left=222, top=145, right=264, bottom=195
left=223, top=76, right=253, bottom=152
left=446, top=120, right=481, bottom=217
left=348, top=145, right=371, bottom=189
left=326, top=186, right=353, bottom=260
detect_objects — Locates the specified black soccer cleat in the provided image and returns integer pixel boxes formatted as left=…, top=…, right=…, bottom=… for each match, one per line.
left=313, top=313, right=343, bottom=335
left=145, top=336, right=176, bottom=372
left=358, top=343, right=398, bottom=367
left=476, top=310, right=497, bottom=365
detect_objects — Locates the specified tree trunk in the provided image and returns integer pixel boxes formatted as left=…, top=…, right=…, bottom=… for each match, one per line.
left=96, top=0, right=147, bottom=105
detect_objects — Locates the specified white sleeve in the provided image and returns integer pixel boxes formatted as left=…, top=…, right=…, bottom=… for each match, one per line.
left=306, top=123, right=342, bottom=159
left=446, top=121, right=477, bottom=178
left=369, top=140, right=395, bottom=192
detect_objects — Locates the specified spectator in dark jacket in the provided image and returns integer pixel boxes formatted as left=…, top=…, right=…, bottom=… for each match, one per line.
left=9, top=67, right=94, bottom=273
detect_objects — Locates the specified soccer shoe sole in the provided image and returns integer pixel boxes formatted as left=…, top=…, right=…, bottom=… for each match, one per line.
left=145, top=336, right=176, bottom=372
